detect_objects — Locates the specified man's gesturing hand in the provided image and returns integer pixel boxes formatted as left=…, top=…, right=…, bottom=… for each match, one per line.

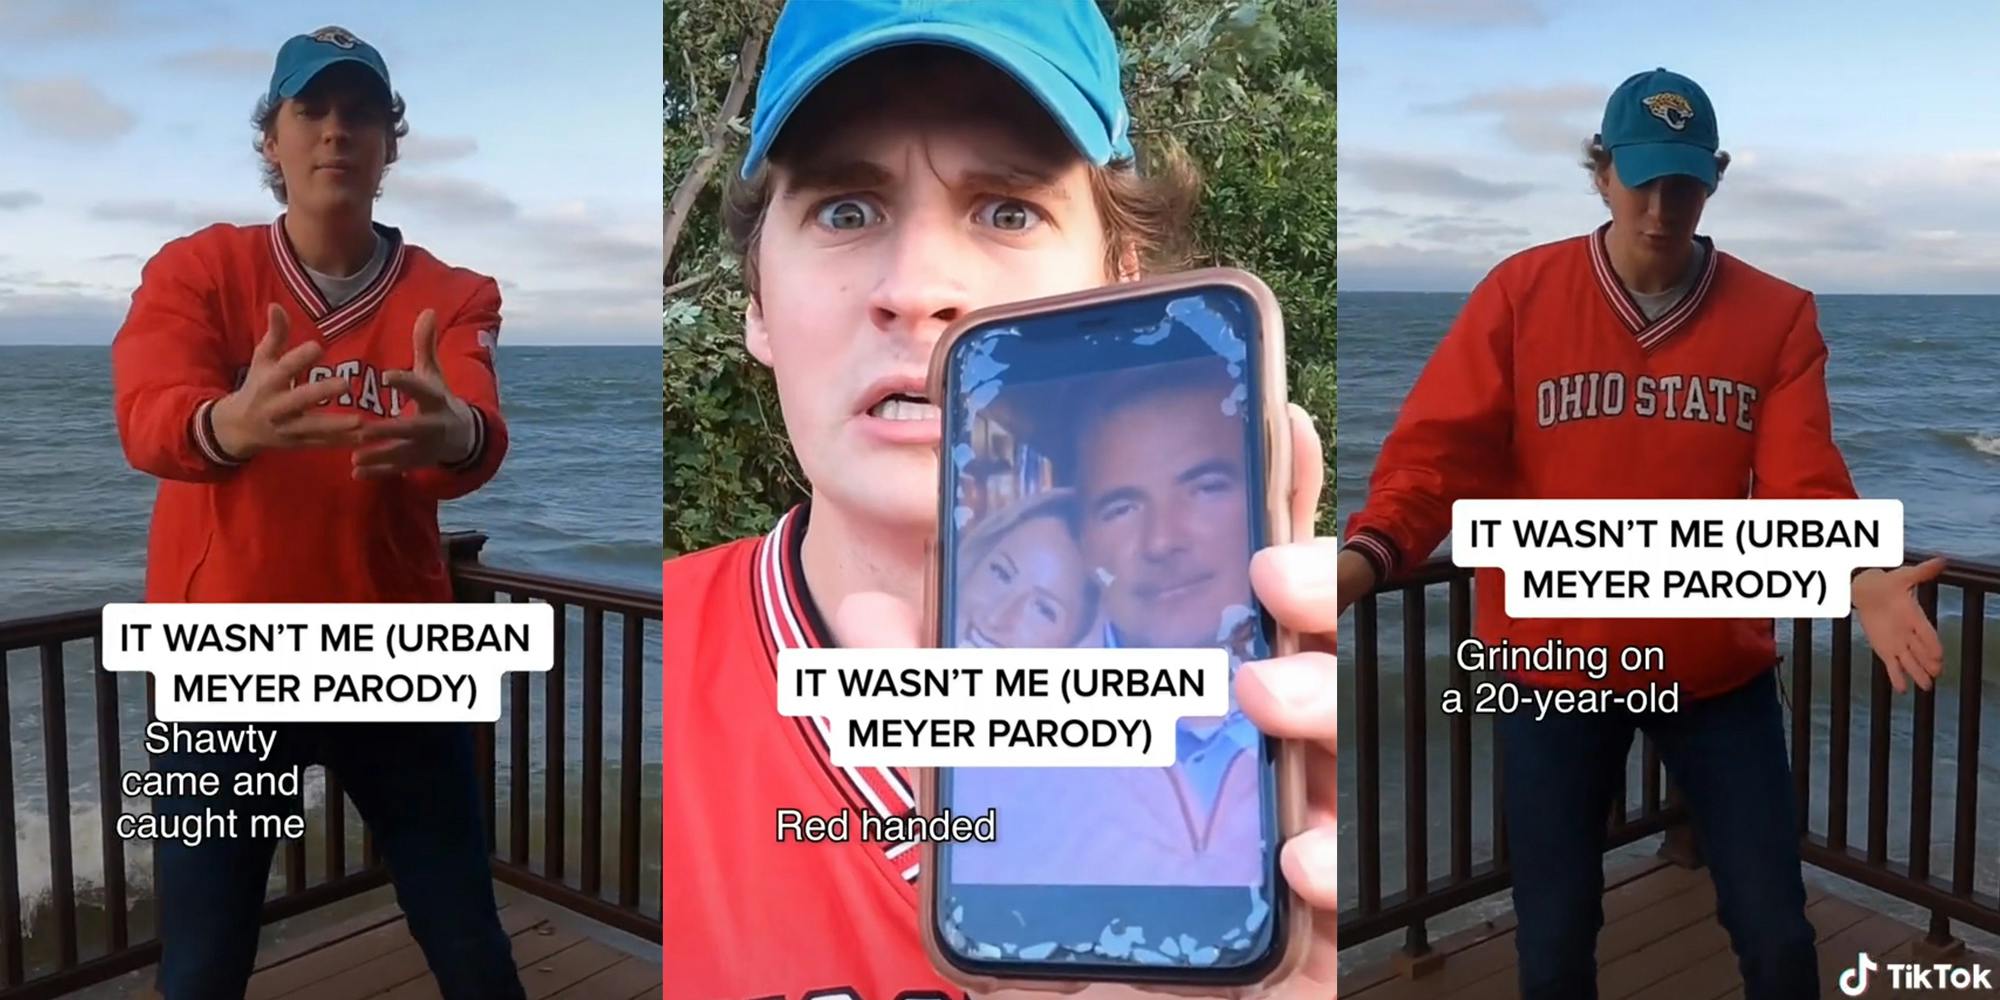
left=209, top=304, right=363, bottom=460
left=1853, top=557, right=1948, bottom=694
left=352, top=309, right=478, bottom=480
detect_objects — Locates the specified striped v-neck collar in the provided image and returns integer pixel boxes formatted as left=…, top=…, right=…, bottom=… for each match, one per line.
left=750, top=504, right=923, bottom=889
left=1587, top=222, right=1719, bottom=353
left=267, top=214, right=408, bottom=342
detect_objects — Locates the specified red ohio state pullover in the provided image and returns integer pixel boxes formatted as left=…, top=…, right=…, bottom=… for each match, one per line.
left=1344, top=224, right=1860, bottom=699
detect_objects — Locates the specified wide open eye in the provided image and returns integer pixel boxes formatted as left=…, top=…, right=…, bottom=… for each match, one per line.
left=977, top=198, right=1043, bottom=232
left=816, top=198, right=880, bottom=231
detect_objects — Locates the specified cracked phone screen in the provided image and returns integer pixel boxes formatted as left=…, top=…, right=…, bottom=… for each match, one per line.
left=934, top=284, right=1282, bottom=973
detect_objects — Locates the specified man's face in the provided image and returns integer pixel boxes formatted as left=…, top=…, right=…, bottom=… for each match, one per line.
left=1077, top=379, right=1252, bottom=648
left=263, top=64, right=390, bottom=216
left=749, top=68, right=1114, bottom=531
left=1599, top=162, right=1709, bottom=264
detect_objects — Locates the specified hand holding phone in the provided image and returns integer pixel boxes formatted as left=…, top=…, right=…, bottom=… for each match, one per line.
left=883, top=268, right=1327, bottom=994
left=833, top=402, right=1335, bottom=998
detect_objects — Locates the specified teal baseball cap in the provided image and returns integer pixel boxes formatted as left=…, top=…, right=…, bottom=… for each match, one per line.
left=268, top=26, right=390, bottom=104
left=1599, top=68, right=1719, bottom=191
left=740, top=0, right=1134, bottom=179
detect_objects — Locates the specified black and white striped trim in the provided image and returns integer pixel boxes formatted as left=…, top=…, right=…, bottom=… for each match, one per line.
left=267, top=215, right=409, bottom=342
left=443, top=405, right=488, bottom=473
left=1587, top=223, right=1720, bottom=354
left=191, top=397, right=245, bottom=467
left=755, top=507, right=923, bottom=883
left=1344, top=528, right=1400, bottom=584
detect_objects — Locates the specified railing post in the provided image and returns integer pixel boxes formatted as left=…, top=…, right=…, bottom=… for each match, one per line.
left=444, top=530, right=490, bottom=565
left=446, top=529, right=497, bottom=859
left=1393, top=920, right=1443, bottom=977
left=1915, top=911, right=1965, bottom=962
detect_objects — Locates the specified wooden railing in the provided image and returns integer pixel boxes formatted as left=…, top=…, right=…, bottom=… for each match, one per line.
left=0, top=533, right=661, bottom=997
left=1339, top=550, right=1999, bottom=971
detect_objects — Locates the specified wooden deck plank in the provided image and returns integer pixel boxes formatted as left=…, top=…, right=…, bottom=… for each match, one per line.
left=521, top=939, right=628, bottom=998
left=1348, top=857, right=1693, bottom=999
left=368, top=909, right=589, bottom=1000
left=1807, top=912, right=1923, bottom=999
left=113, top=889, right=656, bottom=1000
left=1599, top=879, right=1734, bottom=1000
left=547, top=955, right=660, bottom=1000
left=258, top=901, right=551, bottom=1000
left=248, top=903, right=541, bottom=1000
left=1348, top=863, right=1997, bottom=1000
left=1432, top=862, right=1711, bottom=1000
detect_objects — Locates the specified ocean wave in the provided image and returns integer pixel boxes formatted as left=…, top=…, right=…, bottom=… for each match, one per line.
left=1966, top=433, right=2000, bottom=459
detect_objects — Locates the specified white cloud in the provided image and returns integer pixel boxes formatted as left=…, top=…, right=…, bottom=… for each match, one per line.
left=1346, top=152, right=1537, bottom=202
left=1407, top=219, right=1533, bottom=244
left=522, top=217, right=656, bottom=269
left=3, top=78, right=136, bottom=143
left=89, top=199, right=268, bottom=229
left=1417, top=84, right=1606, bottom=158
left=160, top=47, right=270, bottom=77
left=385, top=174, right=519, bottom=221
left=398, top=134, right=480, bottom=164
left=0, top=0, right=132, bottom=40
left=1419, top=84, right=1604, bottom=116
left=0, top=191, right=42, bottom=210
left=1346, top=0, right=1547, bottom=29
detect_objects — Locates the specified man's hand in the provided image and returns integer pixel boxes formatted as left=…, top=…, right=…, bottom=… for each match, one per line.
left=838, top=404, right=1336, bottom=999
left=208, top=304, right=362, bottom=460
left=1852, top=558, right=1947, bottom=694
left=352, top=309, right=478, bottom=480
left=1335, top=548, right=1378, bottom=617
left=1224, top=402, right=1335, bottom=998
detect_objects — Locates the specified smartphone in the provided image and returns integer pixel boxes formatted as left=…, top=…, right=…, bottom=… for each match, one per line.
left=917, top=268, right=1309, bottom=993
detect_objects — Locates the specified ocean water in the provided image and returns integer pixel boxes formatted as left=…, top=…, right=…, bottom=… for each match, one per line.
left=0, top=345, right=662, bottom=961
left=1336, top=292, right=2000, bottom=967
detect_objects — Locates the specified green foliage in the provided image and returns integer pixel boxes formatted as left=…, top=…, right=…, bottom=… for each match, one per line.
left=666, top=0, right=1335, bottom=556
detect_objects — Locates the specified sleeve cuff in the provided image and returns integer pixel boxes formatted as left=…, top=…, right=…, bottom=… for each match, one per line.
left=1344, top=528, right=1401, bottom=584
left=442, top=404, right=487, bottom=473
left=192, top=398, right=246, bottom=467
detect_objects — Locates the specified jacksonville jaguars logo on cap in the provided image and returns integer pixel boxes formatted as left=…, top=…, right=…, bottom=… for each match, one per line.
left=1642, top=92, right=1694, bottom=131
left=311, top=26, right=360, bottom=49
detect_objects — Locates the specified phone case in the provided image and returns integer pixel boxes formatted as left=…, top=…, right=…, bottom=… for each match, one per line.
left=915, top=267, right=1313, bottom=996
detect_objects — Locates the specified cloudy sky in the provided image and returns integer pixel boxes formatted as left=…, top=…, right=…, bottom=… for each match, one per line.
left=0, top=0, right=660, bottom=344
left=1340, top=0, right=2000, bottom=293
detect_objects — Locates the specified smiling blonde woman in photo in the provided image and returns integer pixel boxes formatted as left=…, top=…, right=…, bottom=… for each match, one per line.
left=953, top=488, right=1105, bottom=651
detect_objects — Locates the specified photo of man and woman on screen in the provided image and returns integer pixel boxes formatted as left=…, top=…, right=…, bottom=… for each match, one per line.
left=945, top=350, right=1272, bottom=887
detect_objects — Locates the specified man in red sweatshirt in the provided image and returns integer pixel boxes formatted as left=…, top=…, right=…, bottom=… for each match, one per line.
left=1336, top=68, right=1944, bottom=1000
left=663, top=2, right=1335, bottom=996
left=111, top=26, right=522, bottom=1000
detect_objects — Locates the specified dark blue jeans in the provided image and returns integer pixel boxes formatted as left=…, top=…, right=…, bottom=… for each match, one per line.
left=151, top=722, right=525, bottom=1000
left=1498, top=668, right=1818, bottom=1000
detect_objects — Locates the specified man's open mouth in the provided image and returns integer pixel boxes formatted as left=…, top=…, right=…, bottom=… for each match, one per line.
left=867, top=391, right=938, bottom=422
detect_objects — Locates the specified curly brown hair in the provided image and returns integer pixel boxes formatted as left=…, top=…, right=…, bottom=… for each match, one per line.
left=722, top=45, right=1202, bottom=301
left=252, top=81, right=408, bottom=205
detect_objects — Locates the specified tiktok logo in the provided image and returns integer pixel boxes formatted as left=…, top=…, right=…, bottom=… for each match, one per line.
left=1838, top=950, right=1994, bottom=993
left=1840, top=952, right=1877, bottom=996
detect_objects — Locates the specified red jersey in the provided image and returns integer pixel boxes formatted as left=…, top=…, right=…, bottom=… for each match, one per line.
left=663, top=505, right=965, bottom=1000
left=1344, top=225, right=1856, bottom=699
left=112, top=216, right=506, bottom=604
